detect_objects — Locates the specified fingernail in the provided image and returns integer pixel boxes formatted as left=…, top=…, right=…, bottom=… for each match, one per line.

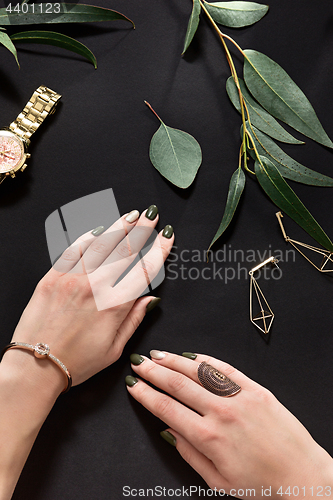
left=145, top=205, right=159, bottom=221
left=146, top=297, right=161, bottom=313
left=91, top=225, right=105, bottom=236
left=150, top=349, right=166, bottom=360
left=130, top=354, right=144, bottom=365
left=182, top=352, right=197, bottom=360
left=162, top=225, right=173, bottom=239
left=125, top=210, right=140, bottom=223
left=125, top=375, right=138, bottom=387
left=160, top=430, right=177, bottom=447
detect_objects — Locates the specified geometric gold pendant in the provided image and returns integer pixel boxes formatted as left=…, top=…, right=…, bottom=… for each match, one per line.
left=249, top=273, right=274, bottom=334
left=276, top=211, right=333, bottom=273
left=249, top=256, right=278, bottom=335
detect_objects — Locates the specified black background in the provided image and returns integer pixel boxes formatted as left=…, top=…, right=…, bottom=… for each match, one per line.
left=0, top=0, right=333, bottom=498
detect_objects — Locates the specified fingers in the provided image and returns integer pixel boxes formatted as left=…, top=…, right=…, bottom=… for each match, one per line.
left=148, top=351, right=254, bottom=392
left=91, top=209, right=160, bottom=285
left=114, top=228, right=174, bottom=300
left=162, top=429, right=228, bottom=491
left=130, top=356, right=216, bottom=416
left=49, top=229, right=98, bottom=276
left=126, top=377, right=203, bottom=444
left=71, top=210, right=143, bottom=275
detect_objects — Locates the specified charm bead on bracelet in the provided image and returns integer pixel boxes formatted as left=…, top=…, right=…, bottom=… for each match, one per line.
left=0, top=342, right=72, bottom=393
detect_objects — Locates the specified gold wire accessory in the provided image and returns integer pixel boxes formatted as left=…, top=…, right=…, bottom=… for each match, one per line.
left=0, top=342, right=72, bottom=393
left=197, top=362, right=241, bottom=397
left=249, top=256, right=279, bottom=335
left=276, top=212, right=333, bottom=273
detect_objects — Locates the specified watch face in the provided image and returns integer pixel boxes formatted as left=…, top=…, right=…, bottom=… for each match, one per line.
left=0, top=130, right=25, bottom=174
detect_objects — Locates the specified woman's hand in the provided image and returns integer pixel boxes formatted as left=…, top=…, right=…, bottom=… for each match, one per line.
left=126, top=351, right=333, bottom=499
left=4, top=207, right=174, bottom=390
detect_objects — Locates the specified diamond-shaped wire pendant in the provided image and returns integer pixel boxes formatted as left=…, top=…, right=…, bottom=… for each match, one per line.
left=287, top=239, right=333, bottom=273
left=250, top=275, right=274, bottom=334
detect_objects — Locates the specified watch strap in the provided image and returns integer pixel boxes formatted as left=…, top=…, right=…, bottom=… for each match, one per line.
left=9, top=85, right=61, bottom=141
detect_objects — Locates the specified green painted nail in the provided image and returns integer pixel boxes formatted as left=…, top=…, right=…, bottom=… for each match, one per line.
left=182, top=352, right=197, bottom=360
left=130, top=353, right=144, bottom=365
left=160, top=430, right=177, bottom=447
left=146, top=297, right=161, bottom=313
left=145, top=205, right=159, bottom=221
left=125, top=375, right=138, bottom=387
left=162, top=225, right=173, bottom=239
left=91, top=225, right=105, bottom=236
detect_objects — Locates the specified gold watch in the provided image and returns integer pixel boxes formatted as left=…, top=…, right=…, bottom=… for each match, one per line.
left=0, top=85, right=61, bottom=184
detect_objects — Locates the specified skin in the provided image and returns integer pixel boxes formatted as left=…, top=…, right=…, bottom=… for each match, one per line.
left=0, top=209, right=174, bottom=500
left=128, top=352, right=333, bottom=499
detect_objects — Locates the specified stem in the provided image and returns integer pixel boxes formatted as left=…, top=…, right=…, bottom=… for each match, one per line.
left=144, top=101, right=163, bottom=123
left=199, top=0, right=255, bottom=175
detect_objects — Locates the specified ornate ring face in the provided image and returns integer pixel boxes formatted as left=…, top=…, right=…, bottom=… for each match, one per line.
left=34, top=343, right=50, bottom=359
left=197, top=362, right=241, bottom=397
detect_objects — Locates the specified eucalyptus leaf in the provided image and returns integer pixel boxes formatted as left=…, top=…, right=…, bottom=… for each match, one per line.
left=182, top=0, right=201, bottom=55
left=11, top=31, right=97, bottom=68
left=208, top=168, right=245, bottom=251
left=147, top=102, right=202, bottom=189
left=244, top=50, right=333, bottom=148
left=0, top=30, right=19, bottom=66
left=0, top=4, right=135, bottom=27
left=246, top=125, right=333, bottom=186
left=203, top=1, right=268, bottom=28
left=255, top=156, right=333, bottom=251
left=226, top=76, right=303, bottom=144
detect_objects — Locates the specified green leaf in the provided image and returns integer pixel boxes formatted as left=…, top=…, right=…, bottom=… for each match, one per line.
left=255, top=156, right=333, bottom=251
left=11, top=30, right=97, bottom=68
left=0, top=30, right=19, bottom=67
left=0, top=4, right=135, bottom=27
left=246, top=125, right=333, bottom=186
left=146, top=102, right=202, bottom=189
left=226, top=77, right=303, bottom=144
left=203, top=1, right=268, bottom=28
left=182, top=0, right=201, bottom=55
left=208, top=168, right=245, bottom=251
left=243, top=50, right=333, bottom=148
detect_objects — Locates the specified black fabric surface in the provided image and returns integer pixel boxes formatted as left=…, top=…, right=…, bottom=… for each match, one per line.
left=0, top=0, right=333, bottom=498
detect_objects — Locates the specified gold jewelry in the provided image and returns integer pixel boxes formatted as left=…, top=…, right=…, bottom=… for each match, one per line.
left=0, top=85, right=61, bottom=184
left=249, top=256, right=279, bottom=335
left=197, top=361, right=241, bottom=397
left=276, top=211, right=333, bottom=273
left=0, top=342, right=72, bottom=393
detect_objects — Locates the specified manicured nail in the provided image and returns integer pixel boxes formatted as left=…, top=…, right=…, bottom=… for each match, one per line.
left=125, top=375, right=138, bottom=387
left=91, top=225, right=105, bottom=236
left=125, top=210, right=140, bottom=223
left=182, top=352, right=197, bottom=360
left=160, top=430, right=177, bottom=447
left=146, top=297, right=161, bottom=312
left=150, top=350, right=166, bottom=360
left=130, top=354, right=144, bottom=365
left=145, top=205, right=159, bottom=221
left=162, top=225, right=173, bottom=239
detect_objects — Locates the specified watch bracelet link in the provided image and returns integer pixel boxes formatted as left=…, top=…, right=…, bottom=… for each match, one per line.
left=9, top=85, right=62, bottom=141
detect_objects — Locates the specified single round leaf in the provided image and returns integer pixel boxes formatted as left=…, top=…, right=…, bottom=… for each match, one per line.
left=0, top=30, right=19, bottom=66
left=203, top=1, right=268, bottom=28
left=149, top=123, right=202, bottom=189
left=0, top=4, right=134, bottom=27
left=255, top=156, right=333, bottom=251
left=226, top=76, right=303, bottom=144
left=182, top=0, right=201, bottom=55
left=247, top=125, right=333, bottom=186
left=11, top=30, right=97, bottom=68
left=208, top=168, right=245, bottom=251
left=244, top=49, right=333, bottom=148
